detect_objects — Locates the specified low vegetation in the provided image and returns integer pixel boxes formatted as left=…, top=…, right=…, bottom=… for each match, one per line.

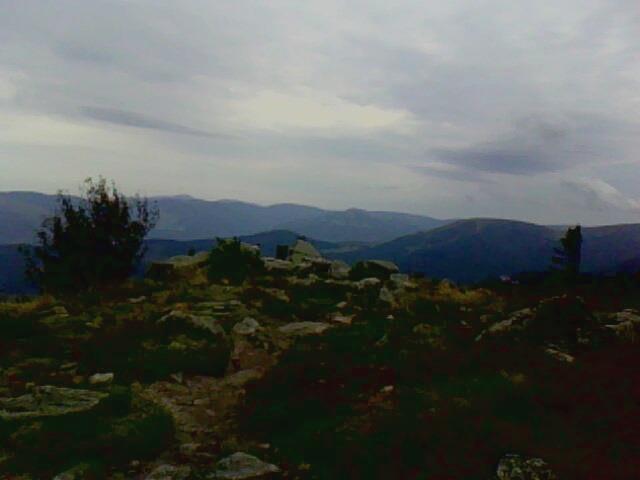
left=1, top=181, right=639, bottom=479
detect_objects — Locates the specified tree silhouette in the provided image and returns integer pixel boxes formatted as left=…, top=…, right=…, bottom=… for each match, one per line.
left=21, top=178, right=158, bottom=294
left=552, top=225, right=582, bottom=278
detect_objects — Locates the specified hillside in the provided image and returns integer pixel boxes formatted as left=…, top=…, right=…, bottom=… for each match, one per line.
left=5, top=220, right=640, bottom=294
left=334, top=219, right=640, bottom=283
left=2, top=243, right=640, bottom=479
left=277, top=208, right=448, bottom=243
left=0, top=192, right=447, bottom=244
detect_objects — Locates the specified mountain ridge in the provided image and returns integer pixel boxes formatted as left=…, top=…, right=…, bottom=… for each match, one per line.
left=0, top=191, right=446, bottom=244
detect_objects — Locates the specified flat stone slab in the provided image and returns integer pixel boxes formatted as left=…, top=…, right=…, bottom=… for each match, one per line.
left=278, top=322, right=332, bottom=336
left=0, top=386, right=108, bottom=421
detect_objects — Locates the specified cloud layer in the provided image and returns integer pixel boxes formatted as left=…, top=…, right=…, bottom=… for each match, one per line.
left=0, top=0, right=639, bottom=224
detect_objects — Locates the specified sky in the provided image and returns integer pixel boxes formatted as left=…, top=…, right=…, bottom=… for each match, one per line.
left=0, top=0, right=639, bottom=225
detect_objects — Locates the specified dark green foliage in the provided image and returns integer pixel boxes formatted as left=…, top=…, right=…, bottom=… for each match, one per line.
left=21, top=178, right=158, bottom=294
left=552, top=225, right=583, bottom=278
left=208, top=237, right=264, bottom=284
left=1, top=386, right=174, bottom=477
left=527, top=295, right=594, bottom=345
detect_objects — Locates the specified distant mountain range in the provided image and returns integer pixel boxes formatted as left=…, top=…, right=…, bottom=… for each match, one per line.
left=0, top=192, right=449, bottom=244
left=3, top=219, right=640, bottom=294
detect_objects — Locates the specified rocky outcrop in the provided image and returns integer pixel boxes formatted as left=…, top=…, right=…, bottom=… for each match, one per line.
left=287, top=239, right=321, bottom=264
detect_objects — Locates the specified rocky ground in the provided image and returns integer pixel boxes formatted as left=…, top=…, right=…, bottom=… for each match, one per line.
left=2, top=247, right=640, bottom=479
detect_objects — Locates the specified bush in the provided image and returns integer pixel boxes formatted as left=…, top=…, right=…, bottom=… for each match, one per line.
left=208, top=238, right=264, bottom=284
left=22, top=178, right=158, bottom=295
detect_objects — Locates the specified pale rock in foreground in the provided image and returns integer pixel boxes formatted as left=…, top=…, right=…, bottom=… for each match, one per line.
left=88, top=372, right=114, bottom=385
left=210, top=452, right=280, bottom=479
left=233, top=317, right=261, bottom=336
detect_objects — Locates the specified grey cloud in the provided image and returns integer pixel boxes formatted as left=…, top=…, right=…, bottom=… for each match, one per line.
left=80, top=107, right=225, bottom=139
left=410, top=165, right=494, bottom=183
left=429, top=113, right=631, bottom=175
left=432, top=147, right=554, bottom=175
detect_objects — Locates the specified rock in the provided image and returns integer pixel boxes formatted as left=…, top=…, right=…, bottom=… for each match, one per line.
left=180, top=442, right=202, bottom=456
left=210, top=452, right=280, bottom=479
left=53, top=463, right=94, bottom=480
left=604, top=309, right=640, bottom=343
left=194, top=301, right=235, bottom=312
left=544, top=346, right=575, bottom=363
left=355, top=277, right=382, bottom=290
left=263, top=257, right=295, bottom=273
left=287, top=239, right=321, bottom=264
left=279, top=322, right=332, bottom=336
left=89, top=372, right=114, bottom=385
left=233, top=317, right=261, bottom=336
left=222, top=369, right=265, bottom=388
left=147, top=251, right=210, bottom=280
left=495, top=454, right=557, bottom=480
left=158, top=310, right=226, bottom=338
left=331, top=313, right=354, bottom=325
left=259, top=288, right=291, bottom=303
left=389, top=273, right=410, bottom=289
left=146, top=464, right=192, bottom=480
left=51, top=306, right=69, bottom=316
left=0, top=386, right=108, bottom=421
left=378, top=287, right=396, bottom=306
left=60, top=362, right=78, bottom=371
left=350, top=260, right=400, bottom=281
left=307, top=257, right=333, bottom=275
left=328, top=260, right=350, bottom=280
left=475, top=308, right=534, bottom=342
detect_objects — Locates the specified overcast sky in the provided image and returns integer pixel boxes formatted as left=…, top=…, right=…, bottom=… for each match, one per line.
left=1, top=0, right=639, bottom=224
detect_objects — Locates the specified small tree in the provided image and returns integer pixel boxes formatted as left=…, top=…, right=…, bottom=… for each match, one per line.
left=22, top=178, right=158, bottom=294
left=552, top=225, right=582, bottom=278
left=208, top=238, right=264, bottom=284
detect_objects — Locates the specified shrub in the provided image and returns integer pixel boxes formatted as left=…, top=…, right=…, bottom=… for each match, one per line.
left=22, top=178, right=158, bottom=295
left=208, top=238, right=264, bottom=284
